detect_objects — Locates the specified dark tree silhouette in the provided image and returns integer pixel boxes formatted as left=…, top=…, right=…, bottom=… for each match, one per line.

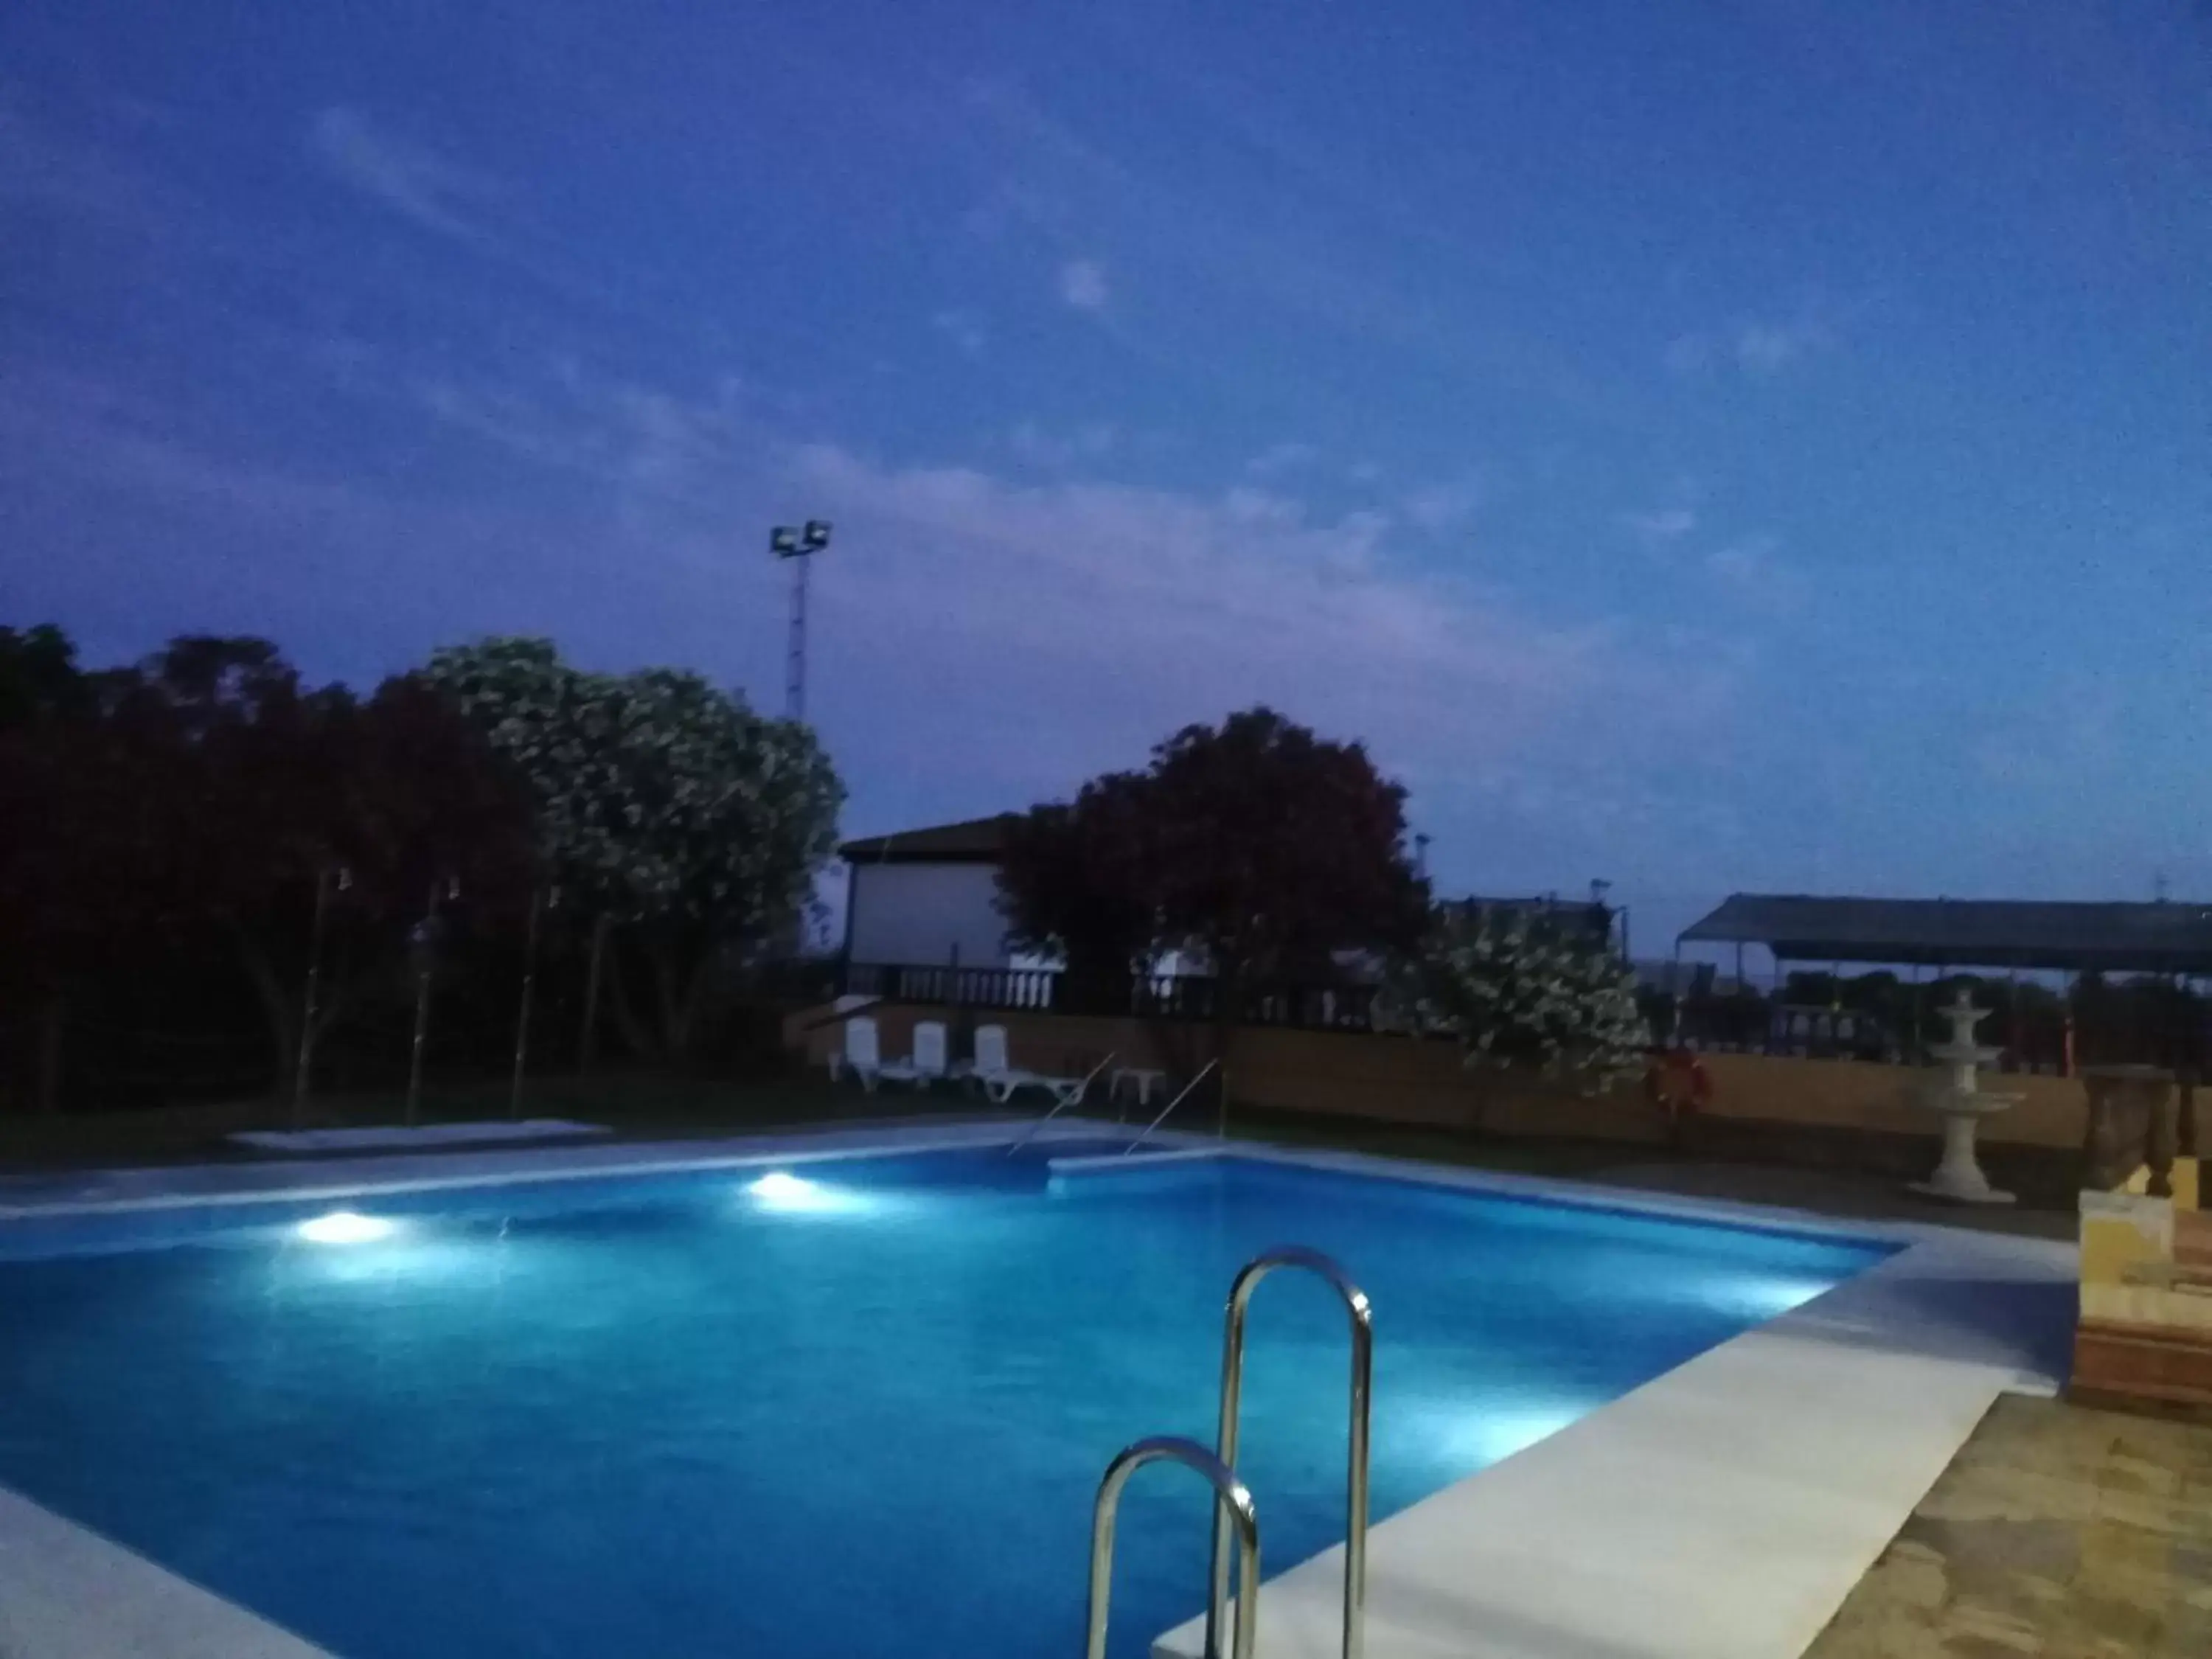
left=0, top=624, right=96, bottom=729
left=998, top=707, right=1428, bottom=1028
left=996, top=779, right=1154, bottom=1005
left=0, top=632, right=534, bottom=1096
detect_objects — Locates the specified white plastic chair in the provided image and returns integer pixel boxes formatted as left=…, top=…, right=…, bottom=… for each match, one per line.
left=877, top=1020, right=949, bottom=1089
left=835, top=1016, right=883, bottom=1091
left=973, top=1023, right=1012, bottom=1077
left=957, top=1023, right=1025, bottom=1100
left=967, top=1023, right=1103, bottom=1107
left=1037, top=1059, right=1108, bottom=1110
left=912, top=1020, right=948, bottom=1080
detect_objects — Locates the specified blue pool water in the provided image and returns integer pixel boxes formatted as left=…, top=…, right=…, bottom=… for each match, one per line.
left=0, top=1148, right=1889, bottom=1658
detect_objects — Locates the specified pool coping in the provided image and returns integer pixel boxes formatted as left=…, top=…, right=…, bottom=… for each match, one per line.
left=1150, top=1139, right=2074, bottom=1659
left=0, top=1120, right=2077, bottom=1659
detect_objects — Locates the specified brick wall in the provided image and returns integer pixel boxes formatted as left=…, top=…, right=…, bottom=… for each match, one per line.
left=1694, top=1051, right=2087, bottom=1150
left=793, top=1001, right=2096, bottom=1151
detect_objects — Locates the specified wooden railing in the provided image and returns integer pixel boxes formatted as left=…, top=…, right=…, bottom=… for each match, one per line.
left=1655, top=988, right=2212, bottom=1073
left=841, top=963, right=1381, bottom=1033
left=843, top=963, right=1061, bottom=1010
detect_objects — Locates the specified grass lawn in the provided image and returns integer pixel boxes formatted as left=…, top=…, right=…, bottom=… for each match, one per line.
left=1, top=1063, right=1635, bottom=1184
left=0, top=1069, right=993, bottom=1172
left=0, top=1069, right=2073, bottom=1239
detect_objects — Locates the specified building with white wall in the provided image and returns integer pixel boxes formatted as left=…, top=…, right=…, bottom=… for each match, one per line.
left=839, top=815, right=1020, bottom=968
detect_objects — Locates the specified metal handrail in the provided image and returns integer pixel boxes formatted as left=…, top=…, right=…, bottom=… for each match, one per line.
left=1123, top=1059, right=1221, bottom=1154
left=1001, top=1052, right=1118, bottom=1156
left=1087, top=1436, right=1260, bottom=1659
left=1206, top=1247, right=1372, bottom=1659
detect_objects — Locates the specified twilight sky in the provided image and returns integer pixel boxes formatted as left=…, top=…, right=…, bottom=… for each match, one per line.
left=4, top=0, right=2211, bottom=946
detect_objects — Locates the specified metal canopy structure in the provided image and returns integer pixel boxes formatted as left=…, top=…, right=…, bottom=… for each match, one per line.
left=1678, top=894, right=2212, bottom=974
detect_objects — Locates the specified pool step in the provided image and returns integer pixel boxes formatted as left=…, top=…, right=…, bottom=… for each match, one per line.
left=1045, top=1147, right=1226, bottom=1197
left=229, top=1120, right=610, bottom=1155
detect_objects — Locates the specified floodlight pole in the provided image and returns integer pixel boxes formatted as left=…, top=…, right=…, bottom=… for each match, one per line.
left=771, top=521, right=832, bottom=721
left=786, top=549, right=809, bottom=717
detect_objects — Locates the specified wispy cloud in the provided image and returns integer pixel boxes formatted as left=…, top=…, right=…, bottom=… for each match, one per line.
left=1058, top=258, right=1110, bottom=312
left=954, top=78, right=1633, bottom=416
left=308, top=106, right=498, bottom=242
left=414, top=378, right=611, bottom=474
left=10, top=349, right=1748, bottom=863
left=386, top=361, right=1735, bottom=799
left=787, top=442, right=1636, bottom=784
left=1400, top=478, right=1482, bottom=533
left=0, top=98, right=153, bottom=229
left=1618, top=476, right=1705, bottom=550
left=1621, top=505, right=1698, bottom=543
left=1666, top=305, right=1836, bottom=379
left=1006, top=420, right=1117, bottom=469
left=1731, top=319, right=1829, bottom=375
left=0, top=369, right=365, bottom=518
left=931, top=308, right=987, bottom=356
left=0, top=366, right=512, bottom=644
left=1972, top=675, right=2124, bottom=790
left=1704, top=534, right=1808, bottom=614
left=1245, top=441, right=1317, bottom=477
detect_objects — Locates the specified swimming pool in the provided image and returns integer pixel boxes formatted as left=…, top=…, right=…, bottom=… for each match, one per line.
left=0, top=1141, right=1891, bottom=1658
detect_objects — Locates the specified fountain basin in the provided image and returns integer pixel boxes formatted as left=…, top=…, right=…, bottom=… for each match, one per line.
left=1910, top=990, right=2020, bottom=1205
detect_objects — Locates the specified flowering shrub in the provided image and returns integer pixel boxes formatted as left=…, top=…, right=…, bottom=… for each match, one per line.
left=422, top=638, right=841, bottom=931
left=1378, top=907, right=1648, bottom=1082
left=422, top=637, right=844, bottom=1055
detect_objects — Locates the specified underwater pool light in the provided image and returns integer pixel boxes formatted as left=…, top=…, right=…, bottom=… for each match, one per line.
left=748, top=1171, right=816, bottom=1202
left=742, top=1169, right=871, bottom=1214
left=296, top=1211, right=396, bottom=1245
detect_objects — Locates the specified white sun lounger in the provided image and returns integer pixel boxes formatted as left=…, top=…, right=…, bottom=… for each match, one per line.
left=830, top=1015, right=882, bottom=1087
left=874, top=1020, right=948, bottom=1090
left=834, top=1016, right=949, bottom=1091
left=964, top=1023, right=1107, bottom=1107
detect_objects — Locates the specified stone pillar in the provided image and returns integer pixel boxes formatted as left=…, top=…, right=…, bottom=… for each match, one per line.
left=2080, top=1065, right=2177, bottom=1195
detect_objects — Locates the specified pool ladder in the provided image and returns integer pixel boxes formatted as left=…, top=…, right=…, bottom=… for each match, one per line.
left=1084, top=1246, right=1374, bottom=1659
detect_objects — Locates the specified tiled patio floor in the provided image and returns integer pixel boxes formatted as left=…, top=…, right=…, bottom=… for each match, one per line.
left=1805, top=1394, right=2212, bottom=1658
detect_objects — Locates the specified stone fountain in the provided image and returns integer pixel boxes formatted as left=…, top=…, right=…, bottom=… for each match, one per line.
left=1910, top=987, right=2023, bottom=1205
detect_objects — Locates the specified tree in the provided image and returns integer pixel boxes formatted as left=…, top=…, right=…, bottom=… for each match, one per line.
left=0, top=624, right=106, bottom=1110
left=0, top=624, right=96, bottom=730
left=246, top=668, right=536, bottom=1080
left=1378, top=905, right=1647, bottom=1082
left=0, top=633, right=535, bottom=1096
left=995, top=778, right=1154, bottom=1002
left=423, top=638, right=844, bottom=1057
left=998, top=707, right=1428, bottom=1023
left=1142, top=709, right=1428, bottom=998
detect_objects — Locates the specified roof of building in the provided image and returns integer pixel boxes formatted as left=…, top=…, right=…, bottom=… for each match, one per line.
left=1678, top=893, right=2212, bottom=972
left=838, top=814, right=1018, bottom=864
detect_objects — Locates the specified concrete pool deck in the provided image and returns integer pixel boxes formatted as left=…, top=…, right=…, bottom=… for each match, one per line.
left=1804, top=1393, right=2212, bottom=1658
left=0, top=1119, right=2079, bottom=1659
left=1154, top=1144, right=2074, bottom=1659
left=0, top=1484, right=331, bottom=1659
